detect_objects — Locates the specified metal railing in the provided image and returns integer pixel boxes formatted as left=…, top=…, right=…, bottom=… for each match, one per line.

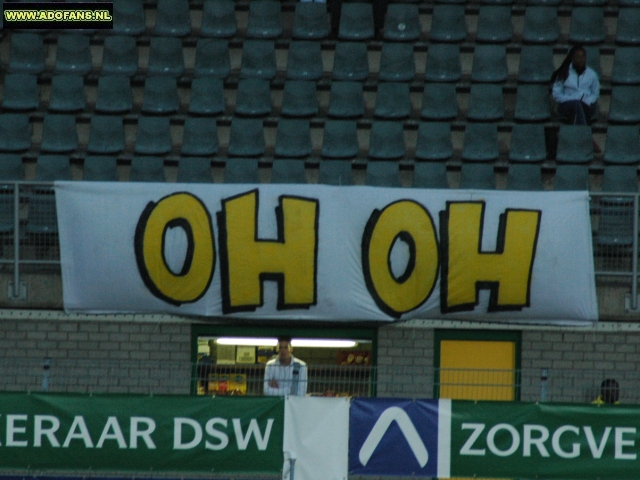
left=1, top=185, right=640, bottom=307
left=0, top=182, right=61, bottom=300
left=2, top=358, right=639, bottom=404
left=590, top=192, right=640, bottom=310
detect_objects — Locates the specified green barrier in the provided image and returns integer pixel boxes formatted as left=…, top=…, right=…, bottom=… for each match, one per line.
left=450, top=401, right=640, bottom=479
left=0, top=393, right=284, bottom=473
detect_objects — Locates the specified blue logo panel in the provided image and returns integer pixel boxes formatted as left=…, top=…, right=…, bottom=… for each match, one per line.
left=349, top=398, right=439, bottom=476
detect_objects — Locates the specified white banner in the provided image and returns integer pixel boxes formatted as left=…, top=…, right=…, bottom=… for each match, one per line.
left=284, top=396, right=349, bottom=480
left=55, top=182, right=597, bottom=324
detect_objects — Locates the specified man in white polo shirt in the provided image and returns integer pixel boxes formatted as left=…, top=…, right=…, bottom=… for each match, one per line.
left=263, top=336, right=308, bottom=396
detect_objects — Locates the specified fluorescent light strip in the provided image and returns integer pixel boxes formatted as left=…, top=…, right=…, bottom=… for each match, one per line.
left=215, top=337, right=357, bottom=348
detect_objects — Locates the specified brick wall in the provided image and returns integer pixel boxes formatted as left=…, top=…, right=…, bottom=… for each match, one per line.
left=376, top=325, right=640, bottom=404
left=376, top=327, right=434, bottom=398
left=0, top=319, right=191, bottom=394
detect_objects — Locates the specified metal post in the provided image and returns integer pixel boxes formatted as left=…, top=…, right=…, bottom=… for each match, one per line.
left=11, top=183, right=20, bottom=298
left=42, top=357, right=51, bottom=391
left=289, top=457, right=296, bottom=480
left=540, top=368, right=548, bottom=402
left=632, top=195, right=639, bottom=310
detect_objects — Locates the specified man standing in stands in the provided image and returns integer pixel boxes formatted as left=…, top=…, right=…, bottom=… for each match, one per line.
left=264, top=336, right=308, bottom=396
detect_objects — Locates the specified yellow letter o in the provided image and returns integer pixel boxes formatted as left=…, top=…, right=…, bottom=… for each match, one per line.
left=135, top=192, right=215, bottom=305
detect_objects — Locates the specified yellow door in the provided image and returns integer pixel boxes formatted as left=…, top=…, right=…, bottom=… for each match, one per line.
left=439, top=339, right=516, bottom=401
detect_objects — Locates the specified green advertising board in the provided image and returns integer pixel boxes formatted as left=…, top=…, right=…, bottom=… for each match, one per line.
left=0, top=393, right=284, bottom=474
left=450, top=401, right=640, bottom=479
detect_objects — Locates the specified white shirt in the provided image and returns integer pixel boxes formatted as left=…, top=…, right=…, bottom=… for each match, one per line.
left=263, top=356, right=308, bottom=396
left=552, top=63, right=600, bottom=105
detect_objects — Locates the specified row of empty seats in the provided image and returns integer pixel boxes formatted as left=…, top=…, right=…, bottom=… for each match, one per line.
left=8, top=1, right=640, bottom=45
left=1, top=113, right=639, bottom=163
left=1, top=153, right=637, bottom=193
left=7, top=32, right=640, bottom=84
left=5, top=74, right=639, bottom=123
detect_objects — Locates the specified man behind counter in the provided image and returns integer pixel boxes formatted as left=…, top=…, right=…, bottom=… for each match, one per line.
left=263, top=336, right=308, bottom=396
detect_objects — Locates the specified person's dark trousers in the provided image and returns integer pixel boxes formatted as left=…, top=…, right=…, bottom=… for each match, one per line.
left=557, top=100, right=596, bottom=125
left=330, top=0, right=388, bottom=37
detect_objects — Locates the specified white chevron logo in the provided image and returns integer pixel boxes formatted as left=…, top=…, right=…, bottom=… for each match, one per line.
left=358, top=406, right=429, bottom=468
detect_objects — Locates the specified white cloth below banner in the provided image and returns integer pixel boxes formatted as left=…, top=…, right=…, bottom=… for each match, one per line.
left=283, top=396, right=350, bottom=480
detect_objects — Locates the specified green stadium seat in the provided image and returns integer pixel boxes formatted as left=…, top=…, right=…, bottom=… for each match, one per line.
left=1, top=74, right=39, bottom=111
left=134, top=117, right=172, bottom=155
left=366, top=161, right=401, bottom=188
left=247, top=0, right=283, bottom=39
left=200, top=0, right=237, bottom=38
left=8, top=33, right=46, bottom=74
left=616, top=8, right=640, bottom=45
left=467, top=83, right=504, bottom=121
left=240, top=40, right=277, bottom=80
left=40, top=114, right=78, bottom=153
left=274, top=120, right=312, bottom=158
left=54, top=34, right=92, bottom=76
left=379, top=43, right=415, bottom=82
left=459, top=163, right=495, bottom=189
left=421, top=83, right=458, bottom=120
left=424, top=44, right=462, bottom=82
left=383, top=4, right=421, bottom=41
left=368, top=121, right=405, bottom=160
left=281, top=81, right=318, bottom=118
left=514, top=84, right=551, bottom=121
left=338, top=3, right=374, bottom=40
left=374, top=83, right=412, bottom=119
left=148, top=37, right=185, bottom=78
left=318, top=160, right=353, bottom=186
left=612, top=47, right=640, bottom=85
left=603, top=126, right=640, bottom=165
left=271, top=159, right=307, bottom=184
left=83, top=156, right=119, bottom=181
left=181, top=118, right=219, bottom=157
left=287, top=41, right=323, bottom=81
left=87, top=116, right=125, bottom=155
left=102, top=35, right=138, bottom=76
left=293, top=2, right=329, bottom=39
left=333, top=42, right=369, bottom=81
left=188, top=78, right=225, bottom=116
left=507, top=164, right=544, bottom=190
left=328, top=82, right=364, bottom=118
left=322, top=121, right=359, bottom=159
left=111, top=0, right=145, bottom=36
left=0, top=114, right=31, bottom=152
left=518, top=45, right=554, bottom=83
left=509, top=124, right=547, bottom=163
left=462, top=123, right=499, bottom=162
left=412, top=162, right=448, bottom=189
left=177, top=157, right=214, bottom=183
left=471, top=45, right=508, bottom=83
left=554, top=165, right=589, bottom=190
left=228, top=118, right=266, bottom=157
left=522, top=7, right=559, bottom=44
left=194, top=39, right=231, bottom=78
left=95, top=75, right=132, bottom=113
left=556, top=125, right=593, bottom=164
left=430, top=5, right=467, bottom=42
left=155, top=0, right=191, bottom=37
left=608, top=86, right=640, bottom=123
left=224, top=158, right=259, bottom=184
left=569, top=7, right=605, bottom=45
left=476, top=6, right=513, bottom=43
left=130, top=157, right=166, bottom=182
left=415, top=122, right=452, bottom=161
left=141, top=76, right=179, bottom=114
